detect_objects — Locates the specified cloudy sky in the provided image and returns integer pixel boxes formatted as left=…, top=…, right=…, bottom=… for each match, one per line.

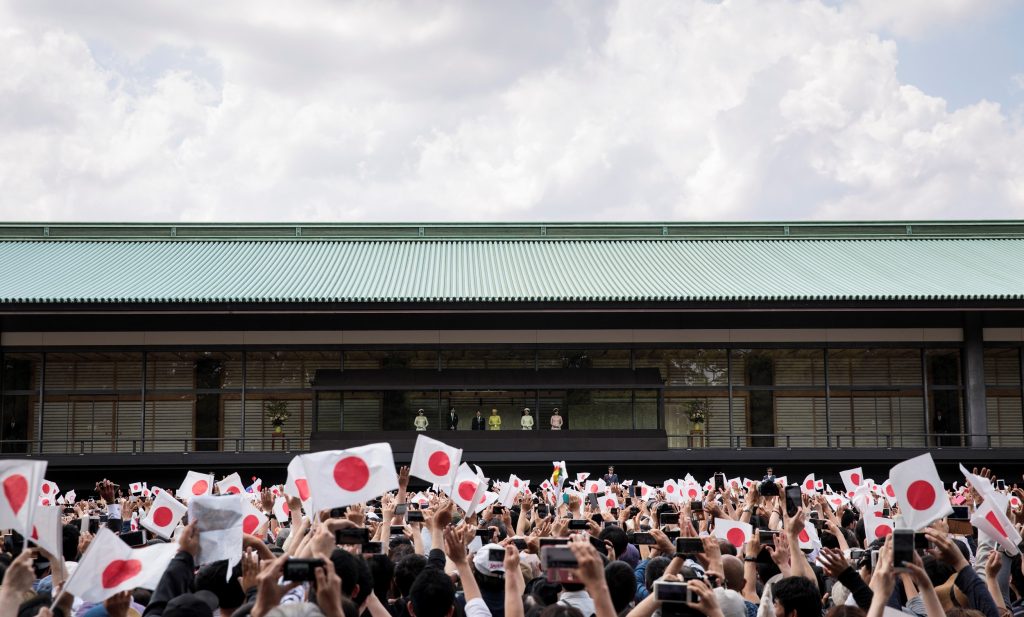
left=1, top=0, right=1022, bottom=222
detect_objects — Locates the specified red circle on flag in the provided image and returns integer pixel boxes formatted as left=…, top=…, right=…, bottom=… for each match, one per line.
left=192, top=480, right=209, bottom=496
left=886, top=485, right=895, bottom=498
left=726, top=528, right=745, bottom=547
left=295, top=479, right=310, bottom=501
left=875, top=524, right=892, bottom=538
left=513, top=480, right=520, bottom=488
left=798, top=529, right=810, bottom=543
left=226, top=486, right=241, bottom=494
left=3, top=474, right=28, bottom=515
left=243, top=514, right=260, bottom=535
left=282, top=500, right=290, bottom=515
left=851, top=473, right=861, bottom=485
left=688, top=488, right=697, bottom=499
left=152, top=506, right=174, bottom=527
left=428, top=451, right=451, bottom=476
left=590, top=484, right=599, bottom=493
left=41, top=498, right=50, bottom=506
left=42, top=483, right=51, bottom=494
left=605, top=498, right=616, bottom=508
left=31, top=526, right=38, bottom=540
left=333, top=456, right=370, bottom=492
left=906, top=480, right=936, bottom=511
left=805, top=480, right=813, bottom=490
left=102, top=559, right=142, bottom=588
left=458, top=480, right=477, bottom=501
left=666, top=485, right=675, bottom=493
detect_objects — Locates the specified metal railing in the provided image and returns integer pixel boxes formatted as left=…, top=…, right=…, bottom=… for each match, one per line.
left=0, top=436, right=304, bottom=456
left=666, top=432, right=1012, bottom=450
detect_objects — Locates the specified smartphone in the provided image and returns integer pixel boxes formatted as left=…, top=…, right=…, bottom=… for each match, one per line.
left=785, top=486, right=802, bottom=518
left=914, top=532, right=931, bottom=551
left=488, top=548, right=505, bottom=562
left=283, top=558, right=325, bottom=582
left=714, top=473, right=726, bottom=491
left=628, top=506, right=641, bottom=518
left=893, top=529, right=914, bottom=569
left=542, top=546, right=580, bottom=583
left=539, top=537, right=570, bottom=547
left=676, top=537, right=704, bottom=554
left=633, top=486, right=643, bottom=497
left=568, top=519, right=590, bottom=531
left=406, top=510, right=424, bottom=523
left=475, top=528, right=494, bottom=539
left=654, top=581, right=696, bottom=604
left=629, top=532, right=657, bottom=545
left=512, top=538, right=528, bottom=550
left=120, top=530, right=145, bottom=547
left=997, top=479, right=1007, bottom=491
left=389, top=525, right=405, bottom=536
left=587, top=494, right=601, bottom=509
left=689, top=500, right=703, bottom=512
left=808, top=510, right=821, bottom=520
left=603, top=521, right=621, bottom=528
left=492, top=505, right=504, bottom=514
left=394, top=503, right=408, bottom=516
left=664, top=529, right=680, bottom=541
left=950, top=506, right=970, bottom=520
left=610, top=508, right=619, bottom=516
left=335, top=528, right=369, bottom=545
left=659, top=512, right=677, bottom=526
left=329, top=507, right=346, bottom=519
left=362, top=541, right=383, bottom=555
left=758, top=530, right=777, bottom=547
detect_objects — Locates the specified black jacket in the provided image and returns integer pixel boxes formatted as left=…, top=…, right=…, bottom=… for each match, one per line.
left=471, top=416, right=486, bottom=430
left=447, top=412, right=459, bottom=430
left=143, top=551, right=195, bottom=617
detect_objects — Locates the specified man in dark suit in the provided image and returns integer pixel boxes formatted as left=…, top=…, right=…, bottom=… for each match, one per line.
left=603, top=466, right=619, bottom=485
left=471, top=410, right=486, bottom=431
left=447, top=408, right=459, bottom=430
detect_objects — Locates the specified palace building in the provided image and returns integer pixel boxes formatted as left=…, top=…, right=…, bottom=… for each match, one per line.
left=1, top=221, right=1023, bottom=484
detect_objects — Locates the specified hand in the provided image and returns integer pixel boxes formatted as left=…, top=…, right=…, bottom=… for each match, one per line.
left=685, top=578, right=722, bottom=617
left=817, top=547, right=851, bottom=578
left=870, top=535, right=896, bottom=597
left=444, top=526, right=470, bottom=566
left=346, top=503, right=366, bottom=526
left=95, top=479, right=117, bottom=503
left=985, top=550, right=1002, bottom=579
left=77, top=531, right=94, bottom=558
left=252, top=553, right=293, bottom=616
left=504, top=544, right=521, bottom=572
left=568, top=534, right=605, bottom=590
left=286, top=494, right=303, bottom=518
left=926, top=528, right=970, bottom=572
left=260, top=488, right=274, bottom=513
left=0, top=549, right=36, bottom=596
left=178, top=522, right=200, bottom=559
left=785, top=507, right=805, bottom=537
left=767, top=532, right=791, bottom=571
left=311, top=524, right=338, bottom=556
left=314, top=552, right=345, bottom=617
left=744, top=534, right=761, bottom=560
left=398, top=465, right=410, bottom=492
left=104, top=591, right=132, bottom=617
left=237, top=548, right=260, bottom=591
left=431, top=499, right=454, bottom=531
left=904, top=550, right=933, bottom=592
left=650, top=528, right=675, bottom=557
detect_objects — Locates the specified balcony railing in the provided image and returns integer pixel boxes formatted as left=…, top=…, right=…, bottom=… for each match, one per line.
left=0, top=436, right=303, bottom=456
left=666, top=432, right=1013, bottom=449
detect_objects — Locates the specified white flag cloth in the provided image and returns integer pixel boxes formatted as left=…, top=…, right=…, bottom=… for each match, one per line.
left=826, top=494, right=848, bottom=511
left=241, top=498, right=266, bottom=535
left=178, top=471, right=214, bottom=500
left=576, top=473, right=590, bottom=483
left=890, top=453, right=952, bottom=530
left=880, top=480, right=898, bottom=507
left=451, top=463, right=488, bottom=514
left=636, top=482, right=654, bottom=499
left=728, top=478, right=742, bottom=491
left=797, top=522, right=821, bottom=550
left=29, top=505, right=62, bottom=557
left=662, top=480, right=682, bottom=503
left=64, top=528, right=177, bottom=603
left=273, top=496, right=291, bottom=523
left=297, top=443, right=399, bottom=514
left=141, top=491, right=187, bottom=539
left=410, top=435, right=462, bottom=488
left=585, top=479, right=608, bottom=495
left=216, top=473, right=246, bottom=495
left=285, top=455, right=312, bottom=513
left=713, top=518, right=752, bottom=548
left=840, top=467, right=863, bottom=495
left=972, top=498, right=1022, bottom=555
left=598, top=493, right=619, bottom=512
left=189, top=494, right=244, bottom=575
left=801, top=474, right=818, bottom=495
left=39, top=480, right=59, bottom=506
left=682, top=482, right=703, bottom=502
left=863, top=507, right=895, bottom=542
left=498, top=474, right=525, bottom=508
left=129, top=482, right=145, bottom=494
left=0, top=460, right=46, bottom=537
left=65, top=489, right=77, bottom=504
left=474, top=491, right=499, bottom=514
left=959, top=464, right=996, bottom=499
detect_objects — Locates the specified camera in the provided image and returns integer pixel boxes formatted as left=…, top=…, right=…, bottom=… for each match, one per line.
left=676, top=537, right=704, bottom=554
left=335, top=527, right=369, bottom=545
left=283, top=558, right=325, bottom=582
left=542, top=546, right=579, bottom=583
left=362, top=542, right=383, bottom=556
left=568, top=519, right=590, bottom=531
left=629, top=532, right=657, bottom=545
left=407, top=510, right=424, bottom=523
left=654, top=581, right=697, bottom=603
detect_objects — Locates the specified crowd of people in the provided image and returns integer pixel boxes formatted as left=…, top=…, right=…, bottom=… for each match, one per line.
left=0, top=461, right=1022, bottom=617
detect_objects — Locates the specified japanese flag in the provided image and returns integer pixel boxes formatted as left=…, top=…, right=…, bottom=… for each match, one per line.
left=178, top=471, right=214, bottom=500
left=815, top=479, right=824, bottom=491
left=29, top=505, right=62, bottom=557
left=65, top=489, right=77, bottom=504
left=826, top=494, right=848, bottom=511
left=273, top=496, right=291, bottom=523
left=411, top=492, right=430, bottom=508
left=728, top=478, right=742, bottom=491
left=474, top=491, right=499, bottom=514
left=637, top=482, right=654, bottom=499
left=141, top=491, right=187, bottom=540
left=38, top=480, right=58, bottom=506
left=499, top=474, right=525, bottom=508
left=863, top=510, right=894, bottom=542
left=743, top=478, right=756, bottom=490
left=285, top=456, right=312, bottom=509
left=240, top=499, right=266, bottom=536
left=216, top=473, right=246, bottom=495
left=796, top=521, right=821, bottom=550
left=129, top=482, right=145, bottom=495
left=801, top=474, right=818, bottom=495
left=959, top=464, right=995, bottom=499
left=64, top=528, right=177, bottom=603
left=880, top=480, right=898, bottom=507
left=451, top=463, right=488, bottom=514
left=682, top=482, right=703, bottom=502
left=297, top=443, right=399, bottom=514
left=662, top=480, right=681, bottom=503
left=189, top=495, right=244, bottom=573
left=577, top=473, right=590, bottom=483
left=410, top=435, right=462, bottom=488
left=972, top=498, right=1021, bottom=555
left=713, top=518, right=752, bottom=549
left=840, top=467, right=863, bottom=494
left=246, top=478, right=263, bottom=493
left=890, top=453, right=952, bottom=530
left=585, top=479, right=608, bottom=495
left=1010, top=495, right=1022, bottom=510
left=0, top=460, right=46, bottom=537
left=599, top=494, right=619, bottom=512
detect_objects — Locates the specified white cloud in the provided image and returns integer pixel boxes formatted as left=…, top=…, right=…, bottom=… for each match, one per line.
left=0, top=0, right=1021, bottom=222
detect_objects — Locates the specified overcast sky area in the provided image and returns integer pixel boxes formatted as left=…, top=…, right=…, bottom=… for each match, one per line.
left=1, top=0, right=1023, bottom=223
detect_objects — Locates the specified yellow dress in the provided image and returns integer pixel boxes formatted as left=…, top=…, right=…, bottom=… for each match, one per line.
left=488, top=415, right=502, bottom=430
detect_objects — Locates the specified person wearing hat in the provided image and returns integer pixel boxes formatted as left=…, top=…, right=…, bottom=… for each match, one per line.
left=550, top=408, right=563, bottom=430
left=487, top=409, right=502, bottom=431
left=520, top=408, right=534, bottom=430
left=471, top=543, right=507, bottom=617
left=414, top=409, right=429, bottom=431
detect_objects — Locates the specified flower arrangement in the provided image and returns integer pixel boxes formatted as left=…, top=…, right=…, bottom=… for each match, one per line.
left=685, top=399, right=708, bottom=425
left=265, top=401, right=290, bottom=429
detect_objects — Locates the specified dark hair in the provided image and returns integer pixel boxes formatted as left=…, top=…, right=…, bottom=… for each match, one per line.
left=395, top=554, right=427, bottom=597
left=644, top=556, right=671, bottom=591
left=409, top=567, right=456, bottom=617
left=605, top=561, right=635, bottom=613
left=820, top=532, right=839, bottom=551
left=772, top=576, right=821, bottom=617
left=194, top=560, right=245, bottom=610
left=368, top=554, right=394, bottom=603
left=330, top=548, right=374, bottom=606
left=717, top=538, right=737, bottom=556
left=922, top=554, right=955, bottom=588
left=599, top=526, right=629, bottom=560
left=826, top=606, right=865, bottom=617
left=61, top=524, right=80, bottom=563
left=840, top=511, right=857, bottom=529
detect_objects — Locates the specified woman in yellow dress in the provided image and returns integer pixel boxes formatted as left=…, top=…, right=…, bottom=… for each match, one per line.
left=487, top=408, right=502, bottom=430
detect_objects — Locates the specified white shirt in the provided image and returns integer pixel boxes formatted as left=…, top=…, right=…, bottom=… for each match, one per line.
left=560, top=590, right=596, bottom=617
left=466, top=597, right=493, bottom=617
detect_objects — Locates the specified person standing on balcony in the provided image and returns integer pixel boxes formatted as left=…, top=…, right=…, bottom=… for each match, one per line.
left=488, top=408, right=502, bottom=430
left=763, top=467, right=776, bottom=482
left=447, top=408, right=459, bottom=430
left=550, top=408, right=563, bottom=430
left=471, top=410, right=486, bottom=430
left=521, top=408, right=534, bottom=430
left=414, top=409, right=429, bottom=431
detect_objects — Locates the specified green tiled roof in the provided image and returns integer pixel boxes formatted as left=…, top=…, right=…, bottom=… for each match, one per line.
left=0, top=222, right=1023, bottom=304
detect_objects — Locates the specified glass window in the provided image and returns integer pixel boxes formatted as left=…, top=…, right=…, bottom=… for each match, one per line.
left=440, top=349, right=535, bottom=370
left=42, top=352, right=143, bottom=391
left=1, top=394, right=36, bottom=453
left=984, top=348, right=1020, bottom=387
left=666, top=395, right=729, bottom=448
left=233, top=395, right=312, bottom=451
left=2, top=352, right=42, bottom=393
left=344, top=350, right=437, bottom=370
left=146, top=351, right=242, bottom=390
left=828, top=392, right=925, bottom=448
left=246, top=351, right=339, bottom=390
left=634, top=349, right=728, bottom=386
left=987, top=396, right=1023, bottom=447
left=732, top=349, right=824, bottom=386
left=536, top=349, right=630, bottom=369
left=828, top=349, right=922, bottom=386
